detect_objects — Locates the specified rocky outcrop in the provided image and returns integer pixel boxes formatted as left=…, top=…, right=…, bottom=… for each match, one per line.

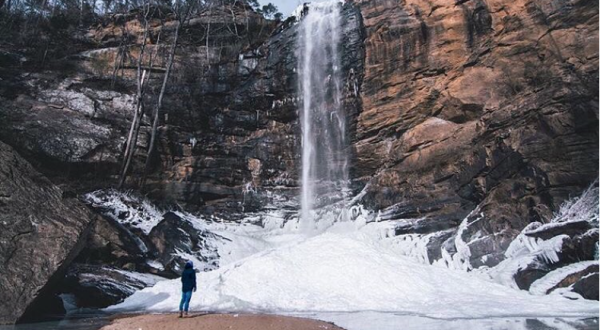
left=82, top=190, right=221, bottom=277
left=0, top=142, right=96, bottom=324
left=352, top=0, right=598, bottom=268
left=147, top=212, right=220, bottom=274
left=61, top=264, right=163, bottom=308
left=572, top=273, right=599, bottom=301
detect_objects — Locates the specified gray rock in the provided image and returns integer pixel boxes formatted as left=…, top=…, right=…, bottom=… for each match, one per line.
left=38, top=89, right=96, bottom=117
left=572, top=273, right=599, bottom=301
left=147, top=212, right=220, bottom=275
left=60, top=263, right=163, bottom=308
left=0, top=142, right=95, bottom=324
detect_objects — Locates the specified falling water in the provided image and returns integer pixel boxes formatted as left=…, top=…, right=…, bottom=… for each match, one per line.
left=298, top=1, right=350, bottom=226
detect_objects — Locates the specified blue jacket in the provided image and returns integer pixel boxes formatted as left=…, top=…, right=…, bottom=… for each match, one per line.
left=181, top=264, right=197, bottom=292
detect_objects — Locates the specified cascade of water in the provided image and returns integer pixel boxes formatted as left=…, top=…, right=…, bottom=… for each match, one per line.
left=298, top=1, right=350, bottom=226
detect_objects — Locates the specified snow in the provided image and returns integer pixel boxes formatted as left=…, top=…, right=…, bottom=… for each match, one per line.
left=477, top=182, right=600, bottom=290
left=113, top=269, right=165, bottom=287
left=108, top=221, right=598, bottom=321
left=529, top=261, right=599, bottom=296
left=94, top=183, right=599, bottom=329
left=84, top=189, right=164, bottom=234
left=552, top=181, right=599, bottom=226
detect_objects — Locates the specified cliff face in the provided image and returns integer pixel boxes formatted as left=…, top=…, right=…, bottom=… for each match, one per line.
left=0, top=2, right=366, bottom=217
left=352, top=0, right=598, bottom=267
left=0, top=0, right=598, bottom=320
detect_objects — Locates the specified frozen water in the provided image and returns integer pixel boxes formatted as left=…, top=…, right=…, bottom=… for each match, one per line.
left=310, top=312, right=599, bottom=330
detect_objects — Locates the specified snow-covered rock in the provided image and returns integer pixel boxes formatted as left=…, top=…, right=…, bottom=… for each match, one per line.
left=529, top=261, right=599, bottom=297
left=479, top=182, right=600, bottom=298
left=61, top=264, right=166, bottom=308
left=147, top=212, right=220, bottom=274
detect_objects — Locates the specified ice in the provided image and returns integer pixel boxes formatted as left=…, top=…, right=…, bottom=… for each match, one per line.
left=504, top=232, right=569, bottom=265
left=310, top=312, right=598, bottom=330
left=108, top=221, right=598, bottom=321
left=451, top=209, right=484, bottom=271
left=145, top=260, right=165, bottom=271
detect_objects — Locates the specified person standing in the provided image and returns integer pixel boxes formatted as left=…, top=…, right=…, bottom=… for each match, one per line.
left=179, top=260, right=197, bottom=318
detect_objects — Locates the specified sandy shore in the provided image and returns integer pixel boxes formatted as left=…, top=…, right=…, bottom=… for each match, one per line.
left=100, top=313, right=345, bottom=330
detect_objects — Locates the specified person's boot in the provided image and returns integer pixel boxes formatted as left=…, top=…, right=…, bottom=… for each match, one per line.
left=179, top=311, right=183, bottom=318
left=185, top=311, right=189, bottom=317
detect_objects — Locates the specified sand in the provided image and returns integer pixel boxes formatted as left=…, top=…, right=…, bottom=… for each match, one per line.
left=100, top=313, right=345, bottom=330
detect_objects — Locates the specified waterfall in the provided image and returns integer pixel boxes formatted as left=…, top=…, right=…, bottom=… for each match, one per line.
left=298, top=1, right=350, bottom=226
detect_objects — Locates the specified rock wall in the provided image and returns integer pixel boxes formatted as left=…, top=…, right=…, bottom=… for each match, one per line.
left=0, top=2, right=366, bottom=217
left=0, top=142, right=96, bottom=324
left=351, top=0, right=598, bottom=267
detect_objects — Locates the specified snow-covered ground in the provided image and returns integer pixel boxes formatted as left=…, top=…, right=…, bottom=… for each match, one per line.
left=89, top=183, right=599, bottom=329
left=107, top=215, right=598, bottom=329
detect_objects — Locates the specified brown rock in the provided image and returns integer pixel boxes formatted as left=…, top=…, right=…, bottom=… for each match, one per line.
left=546, top=264, right=599, bottom=295
left=572, top=273, right=599, bottom=301
left=353, top=0, right=598, bottom=267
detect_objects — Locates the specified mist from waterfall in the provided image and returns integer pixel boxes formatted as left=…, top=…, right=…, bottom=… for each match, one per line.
left=298, top=1, right=350, bottom=227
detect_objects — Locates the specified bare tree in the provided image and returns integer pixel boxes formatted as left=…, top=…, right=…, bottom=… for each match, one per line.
left=141, top=0, right=195, bottom=187
left=118, top=1, right=154, bottom=188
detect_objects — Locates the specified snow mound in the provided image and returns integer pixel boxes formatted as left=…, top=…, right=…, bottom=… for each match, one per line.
left=109, top=223, right=598, bottom=319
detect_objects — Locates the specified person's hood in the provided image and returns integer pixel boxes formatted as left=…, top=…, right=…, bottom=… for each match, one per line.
left=185, top=261, right=194, bottom=269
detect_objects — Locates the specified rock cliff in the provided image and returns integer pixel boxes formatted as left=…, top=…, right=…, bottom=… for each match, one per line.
left=352, top=0, right=598, bottom=268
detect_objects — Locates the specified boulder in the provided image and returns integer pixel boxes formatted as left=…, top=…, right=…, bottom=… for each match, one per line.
left=61, top=264, right=163, bottom=308
left=0, top=142, right=95, bottom=324
left=572, top=273, right=599, bottom=301
left=514, top=258, right=553, bottom=291
left=545, top=263, right=599, bottom=296
left=74, top=215, right=147, bottom=269
left=525, top=220, right=593, bottom=241
left=528, top=262, right=599, bottom=297
left=83, top=190, right=223, bottom=278
left=147, top=212, right=220, bottom=276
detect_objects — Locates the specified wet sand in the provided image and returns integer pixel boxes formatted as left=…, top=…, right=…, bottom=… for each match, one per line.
left=100, top=313, right=345, bottom=330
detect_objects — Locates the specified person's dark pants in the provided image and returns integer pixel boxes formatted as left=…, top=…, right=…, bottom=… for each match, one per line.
left=179, top=291, right=193, bottom=312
